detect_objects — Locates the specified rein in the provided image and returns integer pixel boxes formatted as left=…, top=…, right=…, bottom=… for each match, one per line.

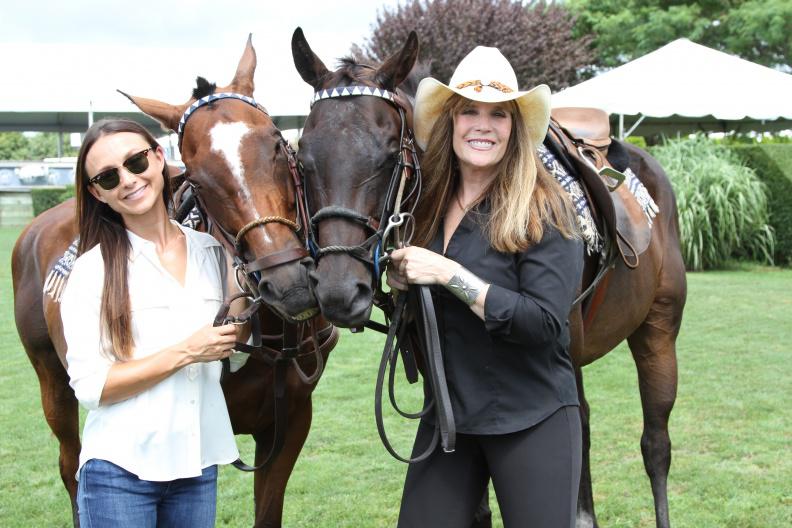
left=306, top=84, right=456, bottom=462
left=176, top=91, right=331, bottom=472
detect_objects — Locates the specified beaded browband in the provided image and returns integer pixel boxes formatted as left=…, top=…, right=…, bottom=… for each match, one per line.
left=311, top=85, right=398, bottom=108
left=177, top=93, right=268, bottom=137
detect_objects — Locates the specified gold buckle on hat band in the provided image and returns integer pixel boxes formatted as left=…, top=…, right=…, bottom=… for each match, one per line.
left=455, top=80, right=514, bottom=93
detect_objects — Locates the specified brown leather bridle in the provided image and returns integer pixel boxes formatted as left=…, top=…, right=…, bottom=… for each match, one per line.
left=176, top=91, right=334, bottom=472
left=302, top=82, right=457, bottom=462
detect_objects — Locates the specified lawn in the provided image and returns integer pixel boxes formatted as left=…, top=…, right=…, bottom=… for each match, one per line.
left=1, top=225, right=790, bottom=527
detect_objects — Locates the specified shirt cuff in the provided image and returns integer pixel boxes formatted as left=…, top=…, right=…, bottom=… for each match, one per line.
left=69, top=362, right=112, bottom=410
left=484, top=283, right=519, bottom=337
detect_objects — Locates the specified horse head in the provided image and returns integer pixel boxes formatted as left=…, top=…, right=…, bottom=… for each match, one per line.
left=122, top=36, right=318, bottom=322
left=291, top=28, right=419, bottom=327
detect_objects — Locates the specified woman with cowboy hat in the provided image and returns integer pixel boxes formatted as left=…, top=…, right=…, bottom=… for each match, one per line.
left=387, top=46, right=583, bottom=527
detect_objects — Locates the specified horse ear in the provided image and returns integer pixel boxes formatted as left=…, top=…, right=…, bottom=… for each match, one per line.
left=118, top=90, right=183, bottom=133
left=291, top=27, right=329, bottom=89
left=230, top=33, right=256, bottom=96
left=376, top=31, right=419, bottom=91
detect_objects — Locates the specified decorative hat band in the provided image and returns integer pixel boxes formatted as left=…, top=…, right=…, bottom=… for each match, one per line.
left=455, top=80, right=514, bottom=94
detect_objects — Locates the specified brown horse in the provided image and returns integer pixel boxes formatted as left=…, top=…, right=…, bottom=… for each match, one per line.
left=12, top=37, right=337, bottom=528
left=291, top=29, right=685, bottom=528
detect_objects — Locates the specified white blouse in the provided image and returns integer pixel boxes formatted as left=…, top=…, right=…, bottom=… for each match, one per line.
left=62, top=223, right=238, bottom=481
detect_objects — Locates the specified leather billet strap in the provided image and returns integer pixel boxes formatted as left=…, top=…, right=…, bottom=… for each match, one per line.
left=279, top=140, right=312, bottom=245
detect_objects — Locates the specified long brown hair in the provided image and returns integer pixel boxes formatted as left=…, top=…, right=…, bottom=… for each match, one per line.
left=413, top=94, right=578, bottom=252
left=74, top=119, right=173, bottom=361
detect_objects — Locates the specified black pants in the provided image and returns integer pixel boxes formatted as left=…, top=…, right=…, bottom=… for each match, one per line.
left=397, top=406, right=582, bottom=528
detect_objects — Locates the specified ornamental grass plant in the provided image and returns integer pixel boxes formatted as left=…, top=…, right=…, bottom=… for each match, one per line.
left=651, top=135, right=774, bottom=271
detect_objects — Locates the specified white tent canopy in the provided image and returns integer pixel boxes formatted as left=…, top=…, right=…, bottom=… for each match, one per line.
left=0, top=41, right=315, bottom=135
left=552, top=38, right=792, bottom=137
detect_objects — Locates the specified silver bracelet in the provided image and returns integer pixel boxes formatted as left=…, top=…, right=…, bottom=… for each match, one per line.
left=445, top=266, right=486, bottom=306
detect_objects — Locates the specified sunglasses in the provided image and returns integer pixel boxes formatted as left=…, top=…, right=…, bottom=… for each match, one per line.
left=88, top=148, right=155, bottom=190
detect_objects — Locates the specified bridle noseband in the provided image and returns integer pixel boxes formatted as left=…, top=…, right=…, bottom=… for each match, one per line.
left=304, top=84, right=422, bottom=283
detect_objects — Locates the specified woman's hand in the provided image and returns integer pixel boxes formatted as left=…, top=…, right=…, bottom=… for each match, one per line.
left=386, top=246, right=458, bottom=291
left=100, top=323, right=239, bottom=406
left=180, top=323, right=238, bottom=363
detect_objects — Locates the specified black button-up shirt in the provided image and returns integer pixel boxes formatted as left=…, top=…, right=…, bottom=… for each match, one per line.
left=427, top=204, right=584, bottom=434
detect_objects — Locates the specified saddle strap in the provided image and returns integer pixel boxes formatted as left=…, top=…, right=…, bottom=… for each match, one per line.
left=547, top=119, right=617, bottom=244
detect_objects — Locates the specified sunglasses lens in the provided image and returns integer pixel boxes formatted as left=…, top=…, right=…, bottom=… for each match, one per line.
left=89, top=149, right=152, bottom=191
left=94, top=169, right=121, bottom=190
left=124, top=150, right=150, bottom=175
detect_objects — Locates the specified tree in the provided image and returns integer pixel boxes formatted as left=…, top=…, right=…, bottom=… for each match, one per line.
left=569, top=0, right=792, bottom=70
left=27, top=133, right=78, bottom=159
left=353, top=0, right=596, bottom=92
left=0, top=132, right=30, bottom=160
left=0, top=132, right=77, bottom=160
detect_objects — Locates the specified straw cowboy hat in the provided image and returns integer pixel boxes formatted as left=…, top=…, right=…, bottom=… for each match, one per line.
left=413, top=46, right=551, bottom=150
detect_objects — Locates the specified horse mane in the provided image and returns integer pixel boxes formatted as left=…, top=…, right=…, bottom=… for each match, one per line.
left=335, top=56, right=430, bottom=98
left=192, top=76, right=217, bottom=100
left=335, top=56, right=377, bottom=84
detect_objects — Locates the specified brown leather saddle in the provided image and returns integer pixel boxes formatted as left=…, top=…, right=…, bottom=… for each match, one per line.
left=547, top=107, right=653, bottom=268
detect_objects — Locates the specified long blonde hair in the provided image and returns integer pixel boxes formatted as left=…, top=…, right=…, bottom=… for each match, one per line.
left=413, top=94, right=578, bottom=252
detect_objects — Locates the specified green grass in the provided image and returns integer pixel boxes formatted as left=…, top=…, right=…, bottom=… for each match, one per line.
left=2, top=225, right=790, bottom=527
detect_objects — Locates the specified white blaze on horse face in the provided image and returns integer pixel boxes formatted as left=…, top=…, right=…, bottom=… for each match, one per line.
left=208, top=122, right=271, bottom=243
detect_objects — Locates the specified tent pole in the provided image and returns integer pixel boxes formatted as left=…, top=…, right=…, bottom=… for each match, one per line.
left=624, top=115, right=647, bottom=139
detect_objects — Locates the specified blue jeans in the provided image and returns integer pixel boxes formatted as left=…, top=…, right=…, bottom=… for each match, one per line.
left=77, top=459, right=217, bottom=528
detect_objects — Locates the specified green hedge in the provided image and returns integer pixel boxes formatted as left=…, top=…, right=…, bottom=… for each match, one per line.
left=650, top=136, right=774, bottom=270
left=31, top=186, right=75, bottom=216
left=730, top=144, right=792, bottom=266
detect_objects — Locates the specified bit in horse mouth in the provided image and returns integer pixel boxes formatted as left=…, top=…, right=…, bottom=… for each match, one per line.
left=292, top=307, right=320, bottom=321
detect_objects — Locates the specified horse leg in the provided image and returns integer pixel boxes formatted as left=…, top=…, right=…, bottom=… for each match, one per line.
left=574, top=367, right=598, bottom=528
left=28, top=350, right=81, bottom=526
left=627, top=295, right=681, bottom=528
left=251, top=396, right=313, bottom=528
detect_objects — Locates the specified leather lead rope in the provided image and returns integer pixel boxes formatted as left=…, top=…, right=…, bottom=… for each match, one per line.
left=374, top=286, right=456, bottom=463
left=416, top=286, right=455, bottom=454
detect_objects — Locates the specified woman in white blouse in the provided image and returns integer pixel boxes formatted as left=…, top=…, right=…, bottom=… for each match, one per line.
left=61, top=119, right=239, bottom=527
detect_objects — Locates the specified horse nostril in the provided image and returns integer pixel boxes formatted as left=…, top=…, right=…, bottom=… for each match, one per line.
left=308, top=270, right=320, bottom=289
left=299, top=256, right=316, bottom=272
left=257, top=277, right=276, bottom=299
left=354, top=280, right=373, bottom=304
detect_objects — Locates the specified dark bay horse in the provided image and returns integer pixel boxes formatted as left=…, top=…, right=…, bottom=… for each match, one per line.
left=291, top=29, right=686, bottom=528
left=12, top=37, right=337, bottom=528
